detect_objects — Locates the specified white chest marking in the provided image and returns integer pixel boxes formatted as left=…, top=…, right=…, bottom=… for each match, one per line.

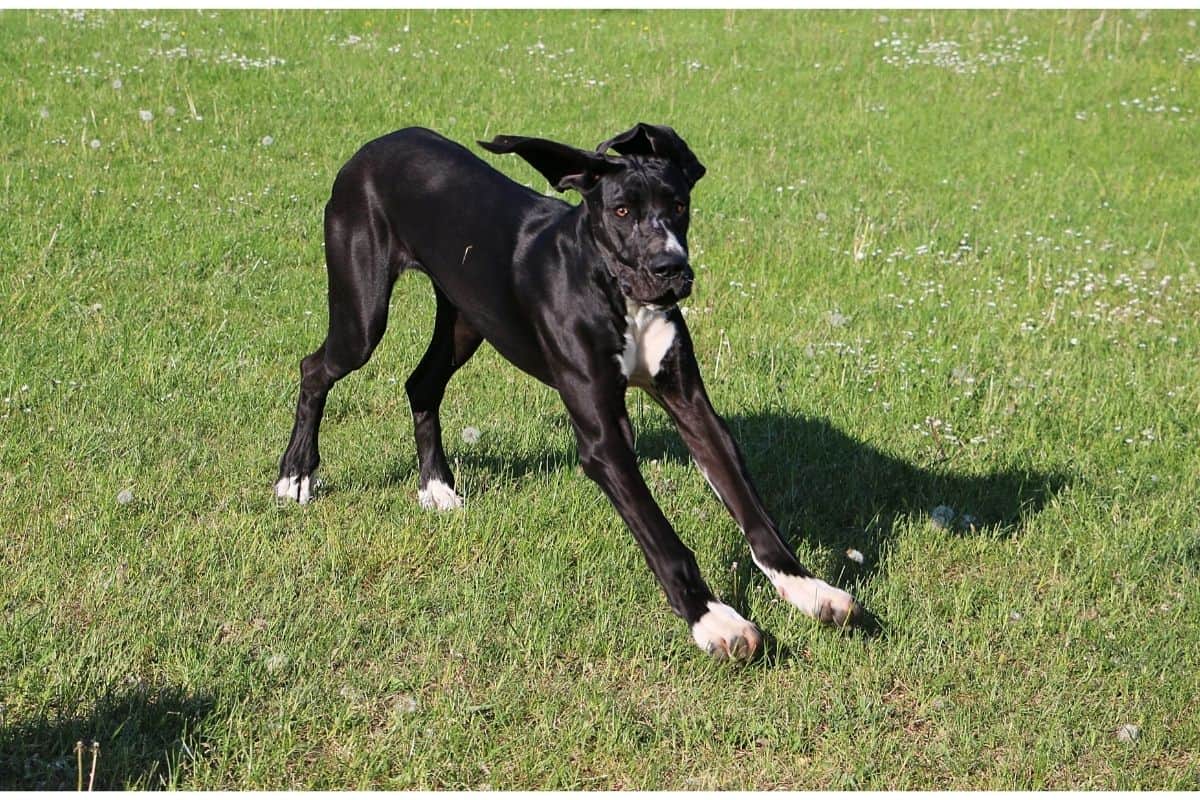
left=616, top=301, right=677, bottom=382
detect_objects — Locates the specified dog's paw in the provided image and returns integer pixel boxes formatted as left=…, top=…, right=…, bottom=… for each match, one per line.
left=770, top=574, right=863, bottom=628
left=275, top=473, right=319, bottom=505
left=418, top=479, right=463, bottom=511
left=691, top=602, right=762, bottom=660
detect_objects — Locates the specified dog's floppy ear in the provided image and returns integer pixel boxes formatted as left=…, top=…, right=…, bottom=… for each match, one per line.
left=596, top=123, right=706, bottom=187
left=479, top=135, right=623, bottom=193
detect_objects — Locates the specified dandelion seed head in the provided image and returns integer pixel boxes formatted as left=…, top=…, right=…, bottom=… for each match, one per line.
left=1116, top=723, right=1140, bottom=743
left=462, top=426, right=481, bottom=444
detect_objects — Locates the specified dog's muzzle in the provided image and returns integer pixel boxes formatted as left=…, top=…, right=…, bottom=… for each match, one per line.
left=649, top=254, right=694, bottom=304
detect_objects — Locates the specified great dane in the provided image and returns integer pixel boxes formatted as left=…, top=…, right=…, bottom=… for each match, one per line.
left=276, top=124, right=863, bottom=659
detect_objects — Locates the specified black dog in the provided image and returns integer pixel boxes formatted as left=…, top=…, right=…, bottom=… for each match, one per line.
left=277, top=124, right=862, bottom=658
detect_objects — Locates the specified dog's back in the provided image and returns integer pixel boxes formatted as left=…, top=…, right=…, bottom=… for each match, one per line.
left=327, top=127, right=563, bottom=281
left=321, top=126, right=565, bottom=377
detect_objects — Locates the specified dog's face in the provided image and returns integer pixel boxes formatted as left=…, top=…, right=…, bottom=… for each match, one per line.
left=587, top=156, right=694, bottom=306
left=479, top=123, right=706, bottom=307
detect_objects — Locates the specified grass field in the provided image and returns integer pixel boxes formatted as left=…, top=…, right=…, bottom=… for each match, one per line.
left=2, top=9, right=1199, bottom=789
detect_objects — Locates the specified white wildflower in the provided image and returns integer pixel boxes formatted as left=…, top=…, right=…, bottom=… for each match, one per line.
left=462, top=426, right=481, bottom=444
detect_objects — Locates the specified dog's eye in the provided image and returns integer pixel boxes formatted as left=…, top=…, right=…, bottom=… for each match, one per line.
left=675, top=202, right=688, bottom=215
left=614, top=206, right=629, bottom=218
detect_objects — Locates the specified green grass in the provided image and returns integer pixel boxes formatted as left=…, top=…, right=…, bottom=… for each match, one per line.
left=2, top=9, right=1199, bottom=789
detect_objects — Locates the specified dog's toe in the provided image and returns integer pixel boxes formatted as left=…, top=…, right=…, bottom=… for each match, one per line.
left=418, top=479, right=464, bottom=511
left=275, top=473, right=317, bottom=505
left=771, top=574, right=862, bottom=629
left=692, top=602, right=761, bottom=661
left=817, top=597, right=864, bottom=628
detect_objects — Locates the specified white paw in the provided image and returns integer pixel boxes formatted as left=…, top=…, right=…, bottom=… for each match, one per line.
left=691, top=602, right=762, bottom=660
left=762, top=567, right=861, bottom=627
left=418, top=479, right=463, bottom=511
left=275, top=474, right=318, bottom=505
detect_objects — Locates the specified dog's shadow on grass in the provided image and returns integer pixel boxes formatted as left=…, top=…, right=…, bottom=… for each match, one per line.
left=636, top=411, right=1069, bottom=631
left=450, top=410, right=1066, bottom=624
left=453, top=409, right=1066, bottom=555
left=0, top=685, right=214, bottom=789
left=390, top=407, right=1066, bottom=641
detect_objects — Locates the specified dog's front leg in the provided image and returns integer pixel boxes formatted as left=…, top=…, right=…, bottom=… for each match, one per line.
left=650, top=320, right=864, bottom=628
left=558, top=377, right=762, bottom=659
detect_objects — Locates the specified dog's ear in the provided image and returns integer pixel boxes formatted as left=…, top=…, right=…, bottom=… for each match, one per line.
left=479, top=135, right=622, bottom=193
left=596, top=123, right=706, bottom=187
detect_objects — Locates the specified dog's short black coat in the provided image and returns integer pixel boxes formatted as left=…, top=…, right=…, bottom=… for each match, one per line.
left=276, top=124, right=862, bottom=658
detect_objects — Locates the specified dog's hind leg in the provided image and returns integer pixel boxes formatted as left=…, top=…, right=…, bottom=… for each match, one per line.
left=405, top=287, right=483, bottom=510
left=276, top=203, right=398, bottom=503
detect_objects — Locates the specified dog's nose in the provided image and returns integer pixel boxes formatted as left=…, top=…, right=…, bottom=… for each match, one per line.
left=649, top=253, right=690, bottom=278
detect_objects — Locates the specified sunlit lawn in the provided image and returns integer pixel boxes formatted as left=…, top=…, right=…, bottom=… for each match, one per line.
left=2, top=9, right=1198, bottom=789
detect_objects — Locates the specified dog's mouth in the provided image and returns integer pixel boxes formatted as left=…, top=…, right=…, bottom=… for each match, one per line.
left=612, top=262, right=694, bottom=307
left=627, top=283, right=691, bottom=309
left=651, top=281, right=692, bottom=307
left=655, top=270, right=694, bottom=306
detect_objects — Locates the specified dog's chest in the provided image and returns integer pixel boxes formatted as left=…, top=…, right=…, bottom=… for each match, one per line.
left=616, top=302, right=677, bottom=382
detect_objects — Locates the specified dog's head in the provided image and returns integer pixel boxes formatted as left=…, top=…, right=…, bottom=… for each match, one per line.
left=479, top=123, right=705, bottom=307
